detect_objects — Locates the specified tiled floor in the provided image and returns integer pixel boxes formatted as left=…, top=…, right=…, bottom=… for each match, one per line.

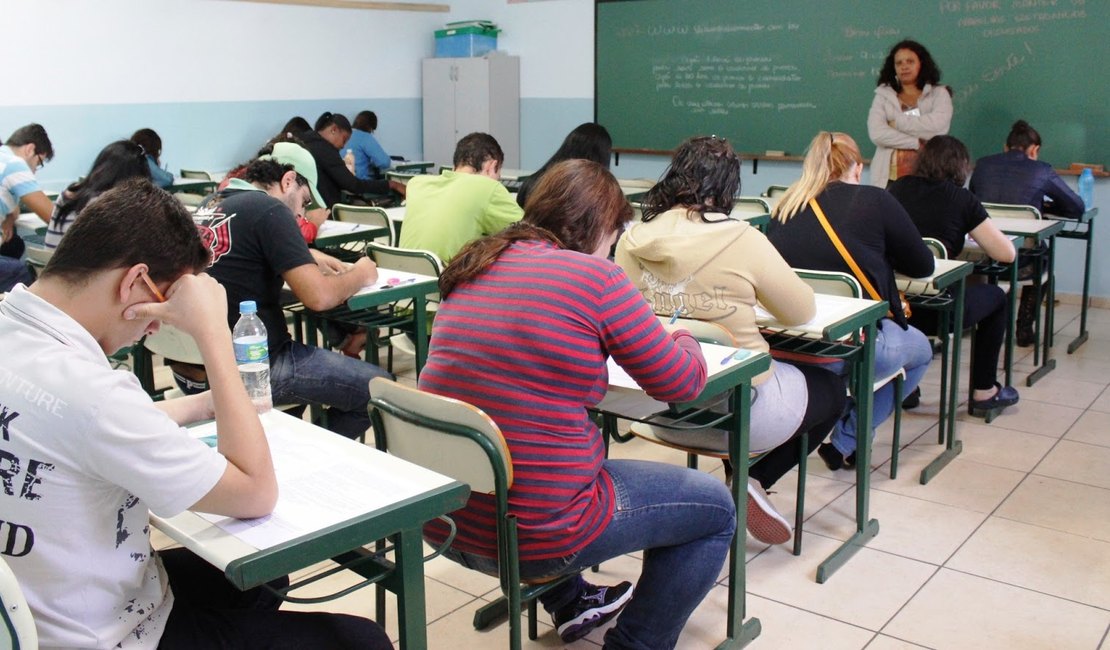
left=155, top=302, right=1110, bottom=649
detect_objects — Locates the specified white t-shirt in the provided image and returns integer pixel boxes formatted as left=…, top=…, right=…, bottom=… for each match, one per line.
left=0, top=285, right=227, bottom=649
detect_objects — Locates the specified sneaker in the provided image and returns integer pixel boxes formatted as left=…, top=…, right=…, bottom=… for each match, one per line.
left=901, top=386, right=921, bottom=409
left=968, top=383, right=1020, bottom=417
left=552, top=581, right=633, bottom=642
left=746, top=478, right=792, bottom=545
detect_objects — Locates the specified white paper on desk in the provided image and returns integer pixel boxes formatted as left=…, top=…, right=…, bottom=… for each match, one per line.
left=351, top=268, right=434, bottom=297
left=754, top=293, right=870, bottom=330
left=606, top=342, right=740, bottom=390
left=192, top=423, right=430, bottom=549
left=316, top=221, right=368, bottom=235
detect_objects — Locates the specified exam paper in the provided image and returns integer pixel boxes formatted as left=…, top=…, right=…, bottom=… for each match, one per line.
left=606, top=342, right=742, bottom=391
left=351, top=268, right=435, bottom=296
left=191, top=422, right=431, bottom=549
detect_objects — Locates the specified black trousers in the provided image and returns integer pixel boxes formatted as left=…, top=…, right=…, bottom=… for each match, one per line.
left=909, top=283, right=1008, bottom=391
left=157, top=548, right=391, bottom=650
left=749, top=363, right=847, bottom=489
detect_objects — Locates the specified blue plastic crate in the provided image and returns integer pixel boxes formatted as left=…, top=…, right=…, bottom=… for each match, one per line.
left=435, top=26, right=498, bottom=57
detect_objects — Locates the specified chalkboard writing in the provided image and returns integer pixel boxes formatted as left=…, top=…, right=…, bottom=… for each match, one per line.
left=596, top=0, right=1106, bottom=167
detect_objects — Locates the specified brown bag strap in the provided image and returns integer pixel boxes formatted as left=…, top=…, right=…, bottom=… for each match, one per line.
left=808, top=197, right=884, bottom=304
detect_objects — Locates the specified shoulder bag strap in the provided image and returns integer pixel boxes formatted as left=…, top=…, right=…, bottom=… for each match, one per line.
left=807, top=197, right=884, bottom=304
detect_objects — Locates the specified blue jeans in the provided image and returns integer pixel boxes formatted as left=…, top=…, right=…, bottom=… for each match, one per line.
left=269, top=341, right=392, bottom=440
left=829, top=319, right=932, bottom=456
left=443, top=459, right=735, bottom=650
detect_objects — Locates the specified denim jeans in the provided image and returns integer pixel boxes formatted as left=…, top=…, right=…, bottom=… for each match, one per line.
left=0, top=257, right=32, bottom=293
left=443, top=459, right=735, bottom=650
left=269, top=341, right=392, bottom=440
left=829, top=319, right=932, bottom=456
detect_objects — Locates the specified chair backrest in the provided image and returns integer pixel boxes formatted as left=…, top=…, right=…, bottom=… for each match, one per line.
left=332, top=203, right=394, bottom=246
left=24, top=245, right=53, bottom=270
left=630, top=201, right=644, bottom=223
left=657, top=315, right=736, bottom=346
left=368, top=377, right=511, bottom=495
left=731, top=196, right=772, bottom=217
left=794, top=268, right=862, bottom=298
left=179, top=169, right=213, bottom=180
left=922, top=237, right=948, bottom=259
left=142, top=324, right=204, bottom=365
left=365, top=242, right=443, bottom=277
left=982, top=202, right=1042, bottom=221
left=0, top=556, right=38, bottom=650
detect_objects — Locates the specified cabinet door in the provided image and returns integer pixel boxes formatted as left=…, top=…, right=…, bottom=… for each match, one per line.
left=422, top=58, right=459, bottom=168
left=452, top=58, right=492, bottom=136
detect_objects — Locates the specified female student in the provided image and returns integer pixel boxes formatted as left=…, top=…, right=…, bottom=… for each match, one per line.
left=419, top=159, right=734, bottom=649
left=342, top=110, right=392, bottom=180
left=767, top=131, right=934, bottom=471
left=46, top=139, right=151, bottom=247
left=515, top=122, right=612, bottom=208
left=615, top=135, right=845, bottom=545
left=130, top=127, right=174, bottom=188
left=889, top=135, right=1019, bottom=416
left=867, top=39, right=952, bottom=188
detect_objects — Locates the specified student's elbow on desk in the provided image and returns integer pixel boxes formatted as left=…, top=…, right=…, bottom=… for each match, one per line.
left=191, top=467, right=278, bottom=519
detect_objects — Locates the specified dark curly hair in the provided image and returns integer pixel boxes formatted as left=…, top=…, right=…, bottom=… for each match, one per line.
left=876, top=39, right=943, bottom=91
left=640, top=136, right=740, bottom=222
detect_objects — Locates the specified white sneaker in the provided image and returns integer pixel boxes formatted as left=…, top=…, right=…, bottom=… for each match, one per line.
left=746, top=478, right=792, bottom=545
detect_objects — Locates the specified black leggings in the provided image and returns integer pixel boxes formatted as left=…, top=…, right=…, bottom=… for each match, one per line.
left=157, top=548, right=391, bottom=650
left=749, top=363, right=846, bottom=489
left=909, top=283, right=1007, bottom=391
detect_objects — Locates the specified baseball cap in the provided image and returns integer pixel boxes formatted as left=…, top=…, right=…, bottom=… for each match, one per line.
left=259, top=142, right=325, bottom=208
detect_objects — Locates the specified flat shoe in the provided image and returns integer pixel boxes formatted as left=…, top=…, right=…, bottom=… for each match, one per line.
left=969, top=383, right=1019, bottom=417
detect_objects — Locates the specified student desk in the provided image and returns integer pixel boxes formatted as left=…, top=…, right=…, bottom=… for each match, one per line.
left=168, top=177, right=217, bottom=195
left=15, top=212, right=45, bottom=237
left=991, top=216, right=1066, bottom=386
left=313, top=220, right=390, bottom=250
left=1052, top=208, right=1098, bottom=353
left=594, top=344, right=771, bottom=648
left=382, top=206, right=407, bottom=240
left=756, top=294, right=887, bottom=583
left=393, top=161, right=436, bottom=174
left=958, top=235, right=1023, bottom=388
left=343, top=270, right=438, bottom=376
left=150, top=410, right=469, bottom=650
left=895, top=258, right=973, bottom=483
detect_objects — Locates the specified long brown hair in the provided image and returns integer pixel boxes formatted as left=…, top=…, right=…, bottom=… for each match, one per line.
left=440, top=159, right=632, bottom=297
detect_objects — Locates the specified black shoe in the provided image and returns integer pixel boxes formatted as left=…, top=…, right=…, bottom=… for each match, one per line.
left=902, top=386, right=921, bottom=409
left=552, top=581, right=634, bottom=642
left=969, top=383, right=1020, bottom=417
left=844, top=451, right=857, bottom=470
left=817, top=442, right=845, bottom=471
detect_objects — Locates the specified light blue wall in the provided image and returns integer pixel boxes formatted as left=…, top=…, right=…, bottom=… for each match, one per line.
left=0, top=99, right=423, bottom=192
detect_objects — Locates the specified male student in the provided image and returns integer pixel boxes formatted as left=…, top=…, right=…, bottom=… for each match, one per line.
left=0, top=179, right=389, bottom=648
left=0, top=124, right=55, bottom=290
left=192, top=142, right=390, bottom=440
left=399, top=132, right=523, bottom=263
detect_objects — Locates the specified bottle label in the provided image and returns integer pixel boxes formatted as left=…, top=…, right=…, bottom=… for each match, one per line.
left=234, top=340, right=269, bottom=364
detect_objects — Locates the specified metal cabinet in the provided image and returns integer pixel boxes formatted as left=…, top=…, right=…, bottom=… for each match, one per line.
left=422, top=55, right=520, bottom=169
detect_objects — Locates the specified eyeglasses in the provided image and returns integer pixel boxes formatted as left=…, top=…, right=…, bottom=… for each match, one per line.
left=138, top=269, right=167, bottom=303
left=33, top=153, right=46, bottom=171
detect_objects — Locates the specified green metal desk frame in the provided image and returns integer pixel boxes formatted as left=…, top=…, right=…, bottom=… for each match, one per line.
left=596, top=351, right=771, bottom=648
left=1052, top=207, right=1098, bottom=354
left=899, top=260, right=973, bottom=484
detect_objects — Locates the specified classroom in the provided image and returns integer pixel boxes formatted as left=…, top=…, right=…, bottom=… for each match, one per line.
left=1, top=0, right=1108, bottom=648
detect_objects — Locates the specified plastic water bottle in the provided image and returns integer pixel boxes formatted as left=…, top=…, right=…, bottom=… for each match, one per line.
left=232, top=300, right=272, bottom=413
left=1078, top=167, right=1094, bottom=210
left=344, top=149, right=356, bottom=174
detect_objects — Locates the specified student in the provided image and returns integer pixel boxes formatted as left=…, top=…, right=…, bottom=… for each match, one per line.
left=889, top=135, right=1019, bottom=415
left=969, top=119, right=1085, bottom=219
left=767, top=131, right=934, bottom=471
left=46, top=140, right=151, bottom=247
left=192, top=142, right=391, bottom=440
left=281, top=115, right=312, bottom=137
left=0, top=124, right=55, bottom=289
left=342, top=110, right=392, bottom=180
left=0, top=179, right=390, bottom=649
left=616, top=136, right=846, bottom=544
left=421, top=159, right=731, bottom=648
left=299, top=112, right=397, bottom=208
left=399, top=132, right=523, bottom=263
left=130, top=128, right=174, bottom=188
left=515, top=122, right=612, bottom=208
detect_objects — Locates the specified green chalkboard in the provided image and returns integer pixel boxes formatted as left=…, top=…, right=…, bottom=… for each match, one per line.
left=596, top=0, right=1107, bottom=168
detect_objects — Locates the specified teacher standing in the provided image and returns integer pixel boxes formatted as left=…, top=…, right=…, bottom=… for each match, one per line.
left=867, top=39, right=952, bottom=188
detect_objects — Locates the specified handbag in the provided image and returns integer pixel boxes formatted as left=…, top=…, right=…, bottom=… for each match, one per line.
left=808, top=197, right=911, bottom=320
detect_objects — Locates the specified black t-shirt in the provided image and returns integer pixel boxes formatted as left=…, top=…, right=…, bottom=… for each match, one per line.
left=766, top=182, right=934, bottom=328
left=888, top=176, right=988, bottom=258
left=299, top=130, right=389, bottom=208
left=194, top=187, right=315, bottom=354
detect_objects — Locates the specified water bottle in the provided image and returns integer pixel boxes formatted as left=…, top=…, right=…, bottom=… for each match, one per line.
left=232, top=300, right=272, bottom=413
left=1078, top=167, right=1094, bottom=210
left=344, top=149, right=356, bottom=174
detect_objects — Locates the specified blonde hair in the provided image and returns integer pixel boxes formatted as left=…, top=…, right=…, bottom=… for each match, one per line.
left=772, top=131, right=864, bottom=222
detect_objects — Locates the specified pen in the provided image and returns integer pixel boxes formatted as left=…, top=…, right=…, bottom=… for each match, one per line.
left=721, top=349, right=751, bottom=365
left=669, top=307, right=683, bottom=325
left=379, top=277, right=417, bottom=290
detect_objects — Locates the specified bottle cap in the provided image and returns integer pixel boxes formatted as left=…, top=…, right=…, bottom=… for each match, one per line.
left=239, top=300, right=258, bottom=314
